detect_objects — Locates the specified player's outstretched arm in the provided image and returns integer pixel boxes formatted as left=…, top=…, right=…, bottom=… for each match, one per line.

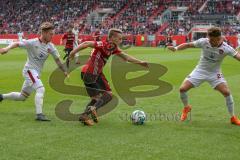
left=167, top=42, right=195, bottom=52
left=117, top=52, right=149, bottom=68
left=69, top=41, right=95, bottom=60
left=0, top=42, right=19, bottom=55
left=234, top=52, right=240, bottom=61
left=54, top=58, right=69, bottom=77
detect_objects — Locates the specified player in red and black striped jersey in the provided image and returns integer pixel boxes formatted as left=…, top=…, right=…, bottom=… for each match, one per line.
left=61, top=25, right=75, bottom=68
left=69, top=28, right=149, bottom=126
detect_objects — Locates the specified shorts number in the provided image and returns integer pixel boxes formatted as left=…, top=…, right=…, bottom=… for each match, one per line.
left=217, top=74, right=222, bottom=79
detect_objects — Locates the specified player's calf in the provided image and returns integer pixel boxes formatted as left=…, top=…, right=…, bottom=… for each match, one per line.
left=94, top=92, right=112, bottom=109
left=1, top=92, right=27, bottom=101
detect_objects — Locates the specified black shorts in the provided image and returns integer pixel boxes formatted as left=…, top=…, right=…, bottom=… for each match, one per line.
left=63, top=48, right=73, bottom=60
left=81, top=72, right=111, bottom=97
left=64, top=48, right=73, bottom=54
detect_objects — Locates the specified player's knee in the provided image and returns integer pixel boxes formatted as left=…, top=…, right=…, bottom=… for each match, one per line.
left=222, top=90, right=231, bottom=97
left=20, top=92, right=29, bottom=101
left=19, top=94, right=27, bottom=101
left=103, top=92, right=112, bottom=103
left=36, top=87, right=45, bottom=96
left=179, top=87, right=187, bottom=93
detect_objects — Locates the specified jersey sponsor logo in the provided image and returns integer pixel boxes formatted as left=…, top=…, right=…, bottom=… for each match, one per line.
left=219, top=49, right=224, bottom=55
left=96, top=41, right=103, bottom=47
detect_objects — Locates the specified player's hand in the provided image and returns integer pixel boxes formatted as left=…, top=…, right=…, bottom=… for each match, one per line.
left=0, top=48, right=8, bottom=55
left=139, top=61, right=149, bottom=68
left=167, top=46, right=177, bottom=52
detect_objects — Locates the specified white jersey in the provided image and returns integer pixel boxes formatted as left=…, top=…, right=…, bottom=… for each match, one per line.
left=193, top=38, right=237, bottom=73
left=18, top=32, right=24, bottom=42
left=237, top=34, right=240, bottom=47
left=72, top=28, right=79, bottom=47
left=19, top=38, right=60, bottom=74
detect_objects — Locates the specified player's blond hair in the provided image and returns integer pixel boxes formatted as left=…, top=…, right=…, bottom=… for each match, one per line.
left=40, top=22, right=54, bottom=32
left=108, top=28, right=123, bottom=39
left=207, top=27, right=222, bottom=37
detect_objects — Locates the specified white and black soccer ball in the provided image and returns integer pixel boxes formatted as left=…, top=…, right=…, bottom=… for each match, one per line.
left=131, top=110, right=146, bottom=125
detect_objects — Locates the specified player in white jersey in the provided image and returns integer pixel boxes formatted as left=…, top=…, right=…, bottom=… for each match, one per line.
left=168, top=27, right=240, bottom=126
left=17, top=31, right=24, bottom=42
left=72, top=23, right=80, bottom=64
left=0, top=22, right=68, bottom=121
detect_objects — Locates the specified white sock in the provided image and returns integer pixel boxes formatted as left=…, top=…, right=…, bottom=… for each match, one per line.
left=180, top=92, right=188, bottom=107
left=2, top=92, right=26, bottom=101
left=35, top=87, right=45, bottom=114
left=225, top=95, right=234, bottom=117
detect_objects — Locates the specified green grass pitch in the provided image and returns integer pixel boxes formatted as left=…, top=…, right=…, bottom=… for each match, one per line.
left=0, top=45, right=240, bottom=160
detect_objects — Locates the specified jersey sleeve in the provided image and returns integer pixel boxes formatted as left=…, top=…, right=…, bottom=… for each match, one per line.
left=225, top=45, right=238, bottom=57
left=18, top=39, right=33, bottom=49
left=193, top=38, right=207, bottom=48
left=49, top=43, right=60, bottom=59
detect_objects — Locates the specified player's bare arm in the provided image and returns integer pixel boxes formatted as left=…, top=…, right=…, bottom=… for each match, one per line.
left=234, top=52, right=240, bottom=61
left=69, top=41, right=95, bottom=60
left=54, top=58, right=69, bottom=77
left=0, top=42, right=20, bottom=55
left=167, top=42, right=195, bottom=52
left=117, top=52, right=149, bottom=68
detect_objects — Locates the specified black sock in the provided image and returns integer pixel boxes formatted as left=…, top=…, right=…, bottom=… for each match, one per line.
left=94, top=93, right=112, bottom=110
left=84, top=99, right=97, bottom=112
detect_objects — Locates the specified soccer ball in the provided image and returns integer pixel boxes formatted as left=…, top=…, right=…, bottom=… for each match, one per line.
left=131, top=110, right=146, bottom=125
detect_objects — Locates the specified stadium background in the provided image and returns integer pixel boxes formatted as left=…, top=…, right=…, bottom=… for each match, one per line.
left=0, top=0, right=239, bottom=47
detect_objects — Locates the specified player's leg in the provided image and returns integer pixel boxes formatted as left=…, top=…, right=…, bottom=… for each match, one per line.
left=214, top=82, right=240, bottom=125
left=86, top=73, right=113, bottom=123
left=81, top=72, right=99, bottom=112
left=73, top=43, right=80, bottom=64
left=93, top=73, right=112, bottom=110
left=74, top=52, right=80, bottom=64
left=0, top=79, right=32, bottom=102
left=66, top=48, right=72, bottom=68
left=1, top=91, right=28, bottom=101
left=27, top=70, right=50, bottom=121
left=79, top=72, right=99, bottom=125
left=180, top=70, right=204, bottom=121
left=179, top=79, right=194, bottom=121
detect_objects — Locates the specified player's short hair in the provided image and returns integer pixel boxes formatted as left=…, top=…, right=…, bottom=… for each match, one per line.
left=40, top=22, right=54, bottom=32
left=108, top=28, right=123, bottom=39
left=207, top=27, right=222, bottom=37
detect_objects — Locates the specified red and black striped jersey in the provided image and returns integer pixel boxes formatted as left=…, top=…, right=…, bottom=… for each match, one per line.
left=62, top=32, right=75, bottom=49
left=82, top=41, right=121, bottom=75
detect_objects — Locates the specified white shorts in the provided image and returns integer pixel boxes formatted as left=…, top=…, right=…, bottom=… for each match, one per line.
left=185, top=69, right=227, bottom=88
left=21, top=69, right=44, bottom=95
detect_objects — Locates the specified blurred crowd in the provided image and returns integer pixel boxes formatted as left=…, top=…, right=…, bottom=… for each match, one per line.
left=0, top=0, right=239, bottom=35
